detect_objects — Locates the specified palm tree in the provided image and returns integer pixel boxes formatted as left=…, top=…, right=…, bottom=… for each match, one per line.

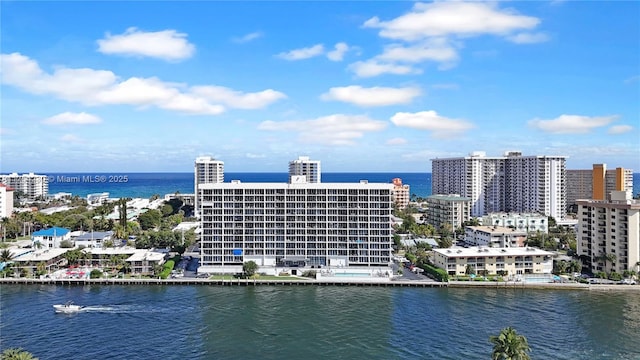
left=0, top=248, right=14, bottom=263
left=489, top=327, right=531, bottom=360
left=598, top=253, right=617, bottom=273
left=1, top=347, right=38, bottom=360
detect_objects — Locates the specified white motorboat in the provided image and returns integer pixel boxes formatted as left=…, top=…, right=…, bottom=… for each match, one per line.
left=53, top=301, right=83, bottom=314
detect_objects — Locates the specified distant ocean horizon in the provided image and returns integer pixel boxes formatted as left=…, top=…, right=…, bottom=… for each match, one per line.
left=46, top=172, right=433, bottom=199
left=45, top=172, right=640, bottom=200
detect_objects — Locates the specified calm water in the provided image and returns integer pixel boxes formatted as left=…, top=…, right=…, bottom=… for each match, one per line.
left=47, top=172, right=433, bottom=199
left=1, top=285, right=639, bottom=359
left=46, top=172, right=640, bottom=201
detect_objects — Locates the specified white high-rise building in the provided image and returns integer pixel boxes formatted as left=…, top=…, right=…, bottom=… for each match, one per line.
left=288, top=156, right=321, bottom=184
left=194, top=156, right=224, bottom=217
left=0, top=173, right=49, bottom=201
left=431, top=151, right=567, bottom=219
left=198, top=177, right=394, bottom=274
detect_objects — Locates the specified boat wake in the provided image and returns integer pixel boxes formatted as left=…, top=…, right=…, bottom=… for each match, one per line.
left=80, top=305, right=141, bottom=313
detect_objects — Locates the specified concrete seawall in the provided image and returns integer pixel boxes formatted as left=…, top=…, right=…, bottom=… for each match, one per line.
left=0, top=278, right=446, bottom=287
left=1, top=278, right=638, bottom=291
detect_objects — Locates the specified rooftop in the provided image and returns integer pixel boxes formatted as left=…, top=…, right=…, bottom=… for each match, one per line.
left=32, top=227, right=70, bottom=237
left=435, top=246, right=553, bottom=258
left=466, top=226, right=527, bottom=235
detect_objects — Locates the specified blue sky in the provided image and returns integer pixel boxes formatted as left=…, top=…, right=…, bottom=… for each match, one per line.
left=1, top=1, right=638, bottom=173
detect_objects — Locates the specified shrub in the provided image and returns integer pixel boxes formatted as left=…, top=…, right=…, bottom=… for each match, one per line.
left=90, top=269, right=103, bottom=279
left=159, top=260, right=175, bottom=279
left=609, top=272, right=622, bottom=281
left=302, top=270, right=316, bottom=278
left=418, top=263, right=449, bottom=282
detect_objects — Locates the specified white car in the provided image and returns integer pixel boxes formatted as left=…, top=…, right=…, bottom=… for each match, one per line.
left=621, top=278, right=636, bottom=285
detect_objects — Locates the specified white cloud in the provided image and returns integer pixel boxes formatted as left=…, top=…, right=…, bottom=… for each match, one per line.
left=355, top=2, right=544, bottom=77
left=363, top=2, right=540, bottom=41
left=507, top=32, right=550, bottom=44
left=97, top=27, right=195, bottom=61
left=348, top=60, right=421, bottom=78
left=386, top=137, right=408, bottom=145
left=390, top=110, right=474, bottom=138
left=0, top=128, right=12, bottom=136
left=246, top=153, right=266, bottom=159
left=191, top=86, right=287, bottom=110
left=258, top=114, right=387, bottom=146
left=327, top=42, right=350, bottom=61
left=376, top=39, right=459, bottom=64
left=608, top=125, right=634, bottom=135
left=43, top=112, right=102, bottom=125
left=232, top=31, right=263, bottom=43
left=320, top=85, right=421, bottom=107
left=528, top=114, right=619, bottom=134
left=0, top=53, right=285, bottom=115
left=276, top=44, right=324, bottom=60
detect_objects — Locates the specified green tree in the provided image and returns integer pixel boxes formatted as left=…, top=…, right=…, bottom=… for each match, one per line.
left=465, top=264, right=476, bottom=276
left=0, top=248, right=14, bottom=263
left=137, top=209, right=162, bottom=230
left=118, top=198, right=128, bottom=228
left=243, top=261, right=259, bottom=278
left=89, top=269, right=103, bottom=279
left=489, top=327, right=531, bottom=360
left=36, top=261, right=47, bottom=276
left=60, top=240, right=74, bottom=248
left=1, top=347, right=38, bottom=360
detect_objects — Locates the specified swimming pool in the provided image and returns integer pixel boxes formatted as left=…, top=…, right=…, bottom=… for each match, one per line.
left=333, top=273, right=371, bottom=277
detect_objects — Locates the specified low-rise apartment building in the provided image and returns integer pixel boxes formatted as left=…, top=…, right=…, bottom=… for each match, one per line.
left=464, top=226, right=528, bottom=247
left=433, top=246, right=554, bottom=276
left=480, top=213, right=549, bottom=233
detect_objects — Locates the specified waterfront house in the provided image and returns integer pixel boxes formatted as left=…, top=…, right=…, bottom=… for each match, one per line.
left=32, top=227, right=71, bottom=248
left=74, top=231, right=114, bottom=248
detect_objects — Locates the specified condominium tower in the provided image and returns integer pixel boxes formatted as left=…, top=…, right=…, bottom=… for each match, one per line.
left=0, top=172, right=49, bottom=201
left=431, top=151, right=566, bottom=219
left=577, top=191, right=640, bottom=274
left=392, top=178, right=410, bottom=210
left=197, top=170, right=394, bottom=274
left=194, top=156, right=224, bottom=217
left=566, top=164, right=633, bottom=210
left=288, top=156, right=321, bottom=184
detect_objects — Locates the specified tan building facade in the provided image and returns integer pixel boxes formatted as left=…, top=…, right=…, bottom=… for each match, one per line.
left=566, top=164, right=633, bottom=210
left=392, top=178, right=410, bottom=210
left=577, top=191, right=640, bottom=274
left=425, top=194, right=471, bottom=230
